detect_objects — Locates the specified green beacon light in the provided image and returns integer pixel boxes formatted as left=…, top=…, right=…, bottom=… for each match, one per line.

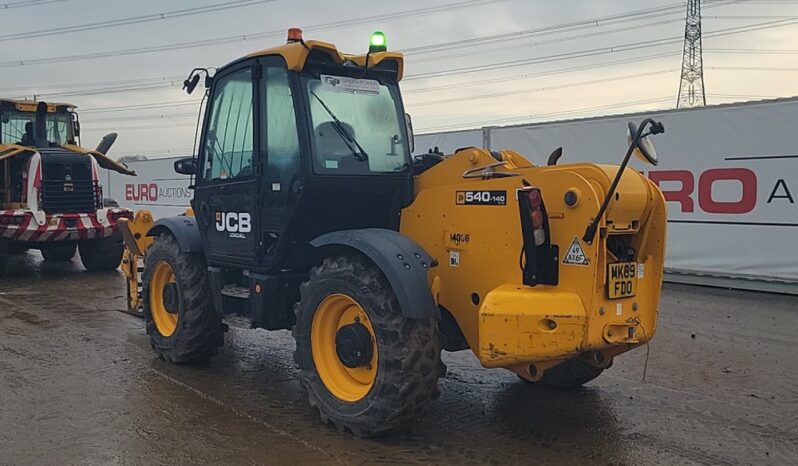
left=369, top=31, right=387, bottom=53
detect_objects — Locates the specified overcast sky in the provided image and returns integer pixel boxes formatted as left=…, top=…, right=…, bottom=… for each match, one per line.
left=1, top=0, right=797, bottom=157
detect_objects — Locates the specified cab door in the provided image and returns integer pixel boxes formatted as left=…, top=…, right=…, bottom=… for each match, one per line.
left=256, top=56, right=304, bottom=268
left=193, top=63, right=261, bottom=266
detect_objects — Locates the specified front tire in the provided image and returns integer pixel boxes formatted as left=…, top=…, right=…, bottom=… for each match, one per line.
left=293, top=254, right=445, bottom=437
left=40, top=242, right=77, bottom=262
left=142, top=233, right=223, bottom=363
left=79, top=233, right=124, bottom=271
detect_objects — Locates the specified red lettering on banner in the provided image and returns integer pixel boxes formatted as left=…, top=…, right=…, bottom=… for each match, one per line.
left=124, top=183, right=159, bottom=202
left=648, top=170, right=695, bottom=213
left=698, top=168, right=757, bottom=214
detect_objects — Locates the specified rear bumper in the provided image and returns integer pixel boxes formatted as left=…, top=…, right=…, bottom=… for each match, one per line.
left=477, top=283, right=653, bottom=368
left=0, top=209, right=132, bottom=242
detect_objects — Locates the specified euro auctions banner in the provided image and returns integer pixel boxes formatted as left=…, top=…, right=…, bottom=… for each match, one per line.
left=103, top=156, right=193, bottom=220
left=418, top=98, right=798, bottom=285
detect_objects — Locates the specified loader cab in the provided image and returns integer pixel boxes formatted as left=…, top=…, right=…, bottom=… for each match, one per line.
left=191, top=39, right=414, bottom=272
left=0, top=100, right=79, bottom=149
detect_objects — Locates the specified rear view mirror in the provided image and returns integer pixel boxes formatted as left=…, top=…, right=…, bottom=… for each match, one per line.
left=627, top=122, right=659, bottom=166
left=174, top=157, right=198, bottom=175
left=183, top=74, right=201, bottom=95
left=405, top=113, right=415, bottom=154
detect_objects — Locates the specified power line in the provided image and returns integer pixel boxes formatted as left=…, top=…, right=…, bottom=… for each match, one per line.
left=0, top=0, right=278, bottom=42
left=81, top=112, right=198, bottom=124
left=706, top=47, right=798, bottom=53
left=407, top=69, right=679, bottom=108
left=81, top=100, right=202, bottom=115
left=404, top=0, right=748, bottom=58
left=417, top=97, right=675, bottom=133
left=84, top=122, right=198, bottom=133
left=0, top=0, right=507, bottom=68
left=26, top=20, right=798, bottom=106
left=0, top=75, right=184, bottom=94
left=404, top=16, right=798, bottom=81
left=708, top=65, right=798, bottom=71
left=1, top=0, right=66, bottom=9
left=404, top=52, right=681, bottom=94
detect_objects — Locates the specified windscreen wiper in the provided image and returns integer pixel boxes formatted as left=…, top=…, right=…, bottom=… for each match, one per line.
left=310, top=91, right=369, bottom=162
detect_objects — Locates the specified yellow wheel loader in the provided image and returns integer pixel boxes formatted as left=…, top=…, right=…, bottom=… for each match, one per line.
left=120, top=30, right=667, bottom=437
left=0, top=99, right=135, bottom=274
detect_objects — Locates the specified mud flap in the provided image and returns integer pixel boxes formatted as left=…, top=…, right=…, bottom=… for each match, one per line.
left=310, top=229, right=440, bottom=320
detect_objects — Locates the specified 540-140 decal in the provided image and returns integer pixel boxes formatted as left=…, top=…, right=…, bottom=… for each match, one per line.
left=456, top=190, right=507, bottom=206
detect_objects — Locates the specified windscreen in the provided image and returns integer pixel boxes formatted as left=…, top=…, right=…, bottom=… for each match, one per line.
left=0, top=110, right=74, bottom=146
left=303, top=74, right=409, bottom=174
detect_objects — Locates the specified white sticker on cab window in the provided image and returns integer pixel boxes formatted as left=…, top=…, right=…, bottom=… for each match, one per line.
left=321, top=74, right=380, bottom=96
left=324, top=160, right=339, bottom=169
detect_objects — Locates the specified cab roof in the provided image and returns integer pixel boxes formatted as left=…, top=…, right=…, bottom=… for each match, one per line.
left=237, top=39, right=405, bottom=81
left=0, top=98, right=76, bottom=112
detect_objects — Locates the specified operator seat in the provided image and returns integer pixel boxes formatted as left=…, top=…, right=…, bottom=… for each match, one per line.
left=314, top=121, right=363, bottom=172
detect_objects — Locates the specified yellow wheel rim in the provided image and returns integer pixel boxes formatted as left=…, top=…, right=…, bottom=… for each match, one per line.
left=149, top=261, right=178, bottom=337
left=311, top=294, right=378, bottom=402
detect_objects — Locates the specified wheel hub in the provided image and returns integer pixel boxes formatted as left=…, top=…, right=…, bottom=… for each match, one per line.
left=162, top=282, right=179, bottom=314
left=335, top=322, right=374, bottom=368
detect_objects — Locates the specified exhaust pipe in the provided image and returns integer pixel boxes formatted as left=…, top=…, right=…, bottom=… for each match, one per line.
left=35, top=101, right=48, bottom=147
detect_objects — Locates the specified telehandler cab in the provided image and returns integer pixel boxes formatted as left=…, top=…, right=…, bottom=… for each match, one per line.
left=120, top=30, right=668, bottom=437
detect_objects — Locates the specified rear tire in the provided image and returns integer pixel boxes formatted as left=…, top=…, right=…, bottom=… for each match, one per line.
left=293, top=254, right=445, bottom=437
left=79, top=233, right=124, bottom=271
left=0, top=239, right=8, bottom=275
left=524, top=358, right=605, bottom=389
left=40, top=242, right=77, bottom=262
left=142, top=233, right=223, bottom=364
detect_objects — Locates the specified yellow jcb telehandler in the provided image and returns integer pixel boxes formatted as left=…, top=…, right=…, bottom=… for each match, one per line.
left=120, top=29, right=667, bottom=437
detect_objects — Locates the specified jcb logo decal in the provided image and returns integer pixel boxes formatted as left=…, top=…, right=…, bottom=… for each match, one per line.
left=215, top=212, right=252, bottom=237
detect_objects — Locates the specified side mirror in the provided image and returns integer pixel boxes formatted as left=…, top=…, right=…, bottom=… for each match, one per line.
left=183, top=74, right=201, bottom=95
left=174, top=157, right=198, bottom=175
left=627, top=122, right=659, bottom=166
left=95, top=132, right=117, bottom=155
left=404, top=113, right=415, bottom=154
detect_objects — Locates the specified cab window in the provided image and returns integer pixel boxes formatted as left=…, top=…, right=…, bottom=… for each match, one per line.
left=203, top=68, right=254, bottom=182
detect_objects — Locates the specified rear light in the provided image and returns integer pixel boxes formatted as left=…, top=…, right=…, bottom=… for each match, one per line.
left=518, top=186, right=558, bottom=286
left=531, top=209, right=543, bottom=228
left=524, top=188, right=546, bottom=246
left=533, top=229, right=546, bottom=246
left=527, top=189, right=542, bottom=209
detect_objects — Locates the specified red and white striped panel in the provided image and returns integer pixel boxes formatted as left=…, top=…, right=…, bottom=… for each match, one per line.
left=0, top=209, right=130, bottom=242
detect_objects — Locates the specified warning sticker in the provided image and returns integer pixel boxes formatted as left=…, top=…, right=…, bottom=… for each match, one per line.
left=562, top=236, right=589, bottom=266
